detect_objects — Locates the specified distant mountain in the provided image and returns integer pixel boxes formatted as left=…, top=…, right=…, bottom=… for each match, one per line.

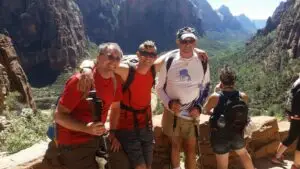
left=216, top=5, right=243, bottom=30
left=75, top=0, right=253, bottom=53
left=236, top=14, right=257, bottom=33
left=187, top=0, right=223, bottom=31
left=252, top=19, right=267, bottom=29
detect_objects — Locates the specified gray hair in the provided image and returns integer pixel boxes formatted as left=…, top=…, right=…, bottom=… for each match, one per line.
left=138, top=40, right=157, bottom=52
left=98, top=42, right=123, bottom=58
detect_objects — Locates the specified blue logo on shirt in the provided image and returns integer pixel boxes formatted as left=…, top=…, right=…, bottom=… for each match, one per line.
left=179, top=69, right=191, bottom=81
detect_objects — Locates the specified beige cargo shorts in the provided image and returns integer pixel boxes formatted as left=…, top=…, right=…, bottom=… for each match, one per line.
left=162, top=108, right=196, bottom=139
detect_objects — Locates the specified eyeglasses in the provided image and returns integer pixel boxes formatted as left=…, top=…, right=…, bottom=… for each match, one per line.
left=106, top=54, right=121, bottom=62
left=180, top=39, right=196, bottom=45
left=139, top=50, right=157, bottom=58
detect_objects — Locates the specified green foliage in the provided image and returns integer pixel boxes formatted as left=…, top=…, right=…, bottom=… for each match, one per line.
left=209, top=30, right=299, bottom=117
left=0, top=108, right=51, bottom=154
left=3, top=92, right=26, bottom=112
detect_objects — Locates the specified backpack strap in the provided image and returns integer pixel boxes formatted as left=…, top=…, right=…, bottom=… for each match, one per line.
left=122, top=64, right=135, bottom=93
left=150, top=65, right=156, bottom=87
left=163, top=56, right=175, bottom=91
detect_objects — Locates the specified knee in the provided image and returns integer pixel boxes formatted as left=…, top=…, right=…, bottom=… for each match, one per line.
left=236, top=148, right=250, bottom=157
left=171, top=141, right=181, bottom=151
left=185, top=145, right=196, bottom=155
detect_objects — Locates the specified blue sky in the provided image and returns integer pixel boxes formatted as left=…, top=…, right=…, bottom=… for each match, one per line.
left=206, top=0, right=286, bottom=20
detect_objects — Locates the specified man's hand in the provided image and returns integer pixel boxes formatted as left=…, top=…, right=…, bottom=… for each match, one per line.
left=189, top=107, right=201, bottom=118
left=108, top=132, right=121, bottom=152
left=169, top=99, right=181, bottom=115
left=194, top=48, right=208, bottom=62
left=85, top=122, right=106, bottom=136
left=77, top=68, right=94, bottom=99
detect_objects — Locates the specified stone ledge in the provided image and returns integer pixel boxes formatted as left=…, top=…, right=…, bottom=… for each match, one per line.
left=0, top=141, right=48, bottom=169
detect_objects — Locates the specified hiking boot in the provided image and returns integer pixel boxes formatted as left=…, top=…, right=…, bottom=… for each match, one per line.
left=271, top=155, right=286, bottom=165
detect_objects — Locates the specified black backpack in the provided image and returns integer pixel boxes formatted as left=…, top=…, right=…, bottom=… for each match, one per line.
left=291, top=84, right=300, bottom=116
left=219, top=92, right=249, bottom=132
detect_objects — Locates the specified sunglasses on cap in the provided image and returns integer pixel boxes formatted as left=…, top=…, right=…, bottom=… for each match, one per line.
left=179, top=39, right=196, bottom=44
left=106, top=54, right=121, bottom=62
left=139, top=50, right=157, bottom=58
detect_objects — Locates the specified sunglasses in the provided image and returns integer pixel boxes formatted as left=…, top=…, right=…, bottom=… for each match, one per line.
left=180, top=39, right=196, bottom=44
left=106, top=54, right=121, bottom=62
left=139, top=51, right=157, bottom=58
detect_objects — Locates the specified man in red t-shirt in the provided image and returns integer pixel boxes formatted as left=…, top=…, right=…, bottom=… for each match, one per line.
left=42, top=43, right=123, bottom=169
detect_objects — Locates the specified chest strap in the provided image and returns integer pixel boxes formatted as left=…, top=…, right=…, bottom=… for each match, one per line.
left=120, top=102, right=152, bottom=132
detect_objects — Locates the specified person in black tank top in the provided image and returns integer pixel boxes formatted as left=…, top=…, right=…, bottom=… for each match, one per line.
left=271, top=75, right=300, bottom=169
left=203, top=66, right=255, bottom=169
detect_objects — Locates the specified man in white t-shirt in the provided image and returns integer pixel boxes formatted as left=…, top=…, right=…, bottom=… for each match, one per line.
left=156, top=27, right=210, bottom=169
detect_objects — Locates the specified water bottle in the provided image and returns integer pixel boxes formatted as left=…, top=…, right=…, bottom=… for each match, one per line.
left=217, top=114, right=226, bottom=128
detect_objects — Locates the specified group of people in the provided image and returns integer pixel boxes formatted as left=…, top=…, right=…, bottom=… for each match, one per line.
left=41, top=26, right=300, bottom=169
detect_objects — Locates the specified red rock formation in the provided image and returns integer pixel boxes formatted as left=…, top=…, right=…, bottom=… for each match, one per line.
left=0, top=34, right=36, bottom=110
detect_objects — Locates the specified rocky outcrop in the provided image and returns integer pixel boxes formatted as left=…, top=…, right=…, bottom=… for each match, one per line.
left=216, top=5, right=243, bottom=31
left=0, top=34, right=36, bottom=110
left=188, top=0, right=223, bottom=32
left=75, top=0, right=121, bottom=44
left=0, top=0, right=87, bottom=86
left=274, top=0, right=300, bottom=59
left=258, top=0, right=293, bottom=36
left=116, top=0, right=204, bottom=52
left=247, top=0, right=300, bottom=71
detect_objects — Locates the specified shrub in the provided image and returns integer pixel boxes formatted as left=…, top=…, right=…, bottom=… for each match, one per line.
left=0, top=108, right=51, bottom=154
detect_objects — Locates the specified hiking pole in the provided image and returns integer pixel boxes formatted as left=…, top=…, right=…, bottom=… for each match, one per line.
left=87, top=90, right=111, bottom=169
left=193, top=118, right=202, bottom=169
left=169, top=113, right=177, bottom=169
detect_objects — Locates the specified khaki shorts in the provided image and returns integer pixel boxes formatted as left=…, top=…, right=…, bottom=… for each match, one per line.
left=162, top=108, right=196, bottom=139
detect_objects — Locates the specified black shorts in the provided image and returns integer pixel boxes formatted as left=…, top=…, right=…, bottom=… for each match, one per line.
left=210, top=128, right=245, bottom=154
left=116, top=128, right=154, bottom=168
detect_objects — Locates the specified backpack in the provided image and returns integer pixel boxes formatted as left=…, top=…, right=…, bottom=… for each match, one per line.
left=219, top=91, right=249, bottom=132
left=291, top=84, right=300, bottom=116
left=46, top=73, right=117, bottom=145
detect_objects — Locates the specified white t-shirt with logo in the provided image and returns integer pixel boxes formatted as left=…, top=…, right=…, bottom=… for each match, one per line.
left=156, top=50, right=210, bottom=120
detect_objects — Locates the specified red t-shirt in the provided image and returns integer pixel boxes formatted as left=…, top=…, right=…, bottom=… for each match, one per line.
left=57, top=71, right=122, bottom=145
left=117, top=70, right=153, bottom=130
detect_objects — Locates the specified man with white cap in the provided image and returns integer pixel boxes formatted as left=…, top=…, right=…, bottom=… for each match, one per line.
left=156, top=27, right=210, bottom=169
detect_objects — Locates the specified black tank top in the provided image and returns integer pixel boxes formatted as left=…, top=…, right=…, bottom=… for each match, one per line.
left=210, top=90, right=240, bottom=128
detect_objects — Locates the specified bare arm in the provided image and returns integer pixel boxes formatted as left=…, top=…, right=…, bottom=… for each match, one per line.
left=240, top=92, right=249, bottom=104
left=54, top=103, right=88, bottom=133
left=155, top=60, right=171, bottom=108
left=203, top=93, right=219, bottom=115
left=109, top=102, right=121, bottom=130
left=114, top=63, right=129, bottom=81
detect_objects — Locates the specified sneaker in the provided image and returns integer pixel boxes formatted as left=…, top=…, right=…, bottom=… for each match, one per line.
left=271, top=155, right=286, bottom=165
